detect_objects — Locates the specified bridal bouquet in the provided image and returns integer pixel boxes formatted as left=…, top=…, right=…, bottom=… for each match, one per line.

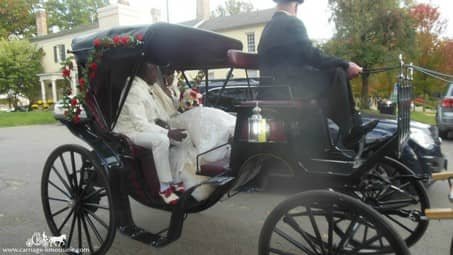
left=180, top=88, right=203, bottom=111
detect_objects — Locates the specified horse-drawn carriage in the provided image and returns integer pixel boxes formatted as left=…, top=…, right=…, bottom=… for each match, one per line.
left=41, top=23, right=428, bottom=254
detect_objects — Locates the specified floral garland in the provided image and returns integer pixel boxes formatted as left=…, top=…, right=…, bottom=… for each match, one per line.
left=61, top=34, right=144, bottom=123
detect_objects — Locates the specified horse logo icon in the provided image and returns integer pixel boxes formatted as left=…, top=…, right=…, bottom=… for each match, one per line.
left=25, top=232, right=66, bottom=248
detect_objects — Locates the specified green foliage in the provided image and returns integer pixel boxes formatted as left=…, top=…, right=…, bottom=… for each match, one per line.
left=325, top=0, right=416, bottom=108
left=0, top=39, right=43, bottom=109
left=213, top=0, right=254, bottom=17
left=0, top=111, right=56, bottom=127
left=0, top=0, right=37, bottom=38
left=44, top=0, right=108, bottom=31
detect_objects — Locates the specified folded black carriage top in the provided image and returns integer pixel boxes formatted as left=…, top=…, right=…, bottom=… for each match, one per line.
left=71, top=22, right=243, bottom=70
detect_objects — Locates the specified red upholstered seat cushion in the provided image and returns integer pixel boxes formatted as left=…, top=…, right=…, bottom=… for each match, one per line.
left=199, top=158, right=230, bottom=177
left=227, top=50, right=259, bottom=69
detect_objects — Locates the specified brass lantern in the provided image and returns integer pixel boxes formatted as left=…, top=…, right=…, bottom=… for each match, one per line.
left=248, top=102, right=269, bottom=143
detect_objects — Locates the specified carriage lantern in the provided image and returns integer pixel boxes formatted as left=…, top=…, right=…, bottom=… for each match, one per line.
left=248, top=102, right=270, bottom=143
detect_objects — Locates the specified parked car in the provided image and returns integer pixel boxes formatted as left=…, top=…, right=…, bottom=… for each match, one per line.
left=199, top=79, right=447, bottom=179
left=436, top=83, right=453, bottom=139
left=378, top=99, right=396, bottom=115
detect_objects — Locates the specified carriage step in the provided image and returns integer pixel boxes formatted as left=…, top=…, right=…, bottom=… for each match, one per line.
left=119, top=225, right=167, bottom=246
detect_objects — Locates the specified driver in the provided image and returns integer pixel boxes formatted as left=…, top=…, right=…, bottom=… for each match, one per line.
left=258, top=0, right=378, bottom=147
left=114, top=62, right=186, bottom=205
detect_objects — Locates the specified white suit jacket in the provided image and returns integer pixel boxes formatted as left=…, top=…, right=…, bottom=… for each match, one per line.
left=114, top=77, right=168, bottom=136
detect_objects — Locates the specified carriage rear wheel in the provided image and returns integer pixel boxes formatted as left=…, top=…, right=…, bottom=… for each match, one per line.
left=41, top=144, right=116, bottom=255
left=352, top=156, right=430, bottom=247
left=258, top=190, right=409, bottom=255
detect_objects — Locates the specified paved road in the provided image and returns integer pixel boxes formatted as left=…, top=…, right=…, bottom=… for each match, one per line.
left=0, top=124, right=452, bottom=254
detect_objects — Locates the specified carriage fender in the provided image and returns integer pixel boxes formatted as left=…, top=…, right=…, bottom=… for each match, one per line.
left=231, top=153, right=294, bottom=191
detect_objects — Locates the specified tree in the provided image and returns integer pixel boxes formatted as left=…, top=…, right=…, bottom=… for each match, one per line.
left=44, top=0, right=108, bottom=31
left=410, top=4, right=448, bottom=102
left=325, top=0, right=415, bottom=109
left=213, top=0, right=254, bottom=17
left=0, top=39, right=43, bottom=109
left=0, top=0, right=37, bottom=39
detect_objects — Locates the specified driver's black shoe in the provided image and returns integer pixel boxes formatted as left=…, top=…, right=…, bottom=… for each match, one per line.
left=343, top=120, right=379, bottom=148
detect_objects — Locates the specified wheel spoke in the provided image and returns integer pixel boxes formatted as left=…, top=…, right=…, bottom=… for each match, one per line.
left=83, top=188, right=107, bottom=201
left=48, top=180, right=71, bottom=198
left=70, top=151, right=79, bottom=191
left=83, top=208, right=109, bottom=229
left=274, top=227, right=317, bottom=255
left=326, top=212, right=333, bottom=254
left=307, top=207, right=326, bottom=255
left=57, top=208, right=74, bottom=233
left=49, top=197, right=70, bottom=203
left=269, top=247, right=297, bottom=255
left=80, top=172, right=97, bottom=197
left=81, top=213, right=94, bottom=253
left=67, top=211, right=77, bottom=248
left=384, top=214, right=415, bottom=234
left=84, top=203, right=109, bottom=210
left=51, top=166, right=72, bottom=195
left=52, top=206, right=70, bottom=217
left=60, top=155, right=74, bottom=190
left=77, top=214, right=82, bottom=250
left=378, top=182, right=411, bottom=200
left=283, top=213, right=319, bottom=254
left=335, top=219, right=358, bottom=255
left=351, top=234, right=383, bottom=252
left=85, top=213, right=104, bottom=245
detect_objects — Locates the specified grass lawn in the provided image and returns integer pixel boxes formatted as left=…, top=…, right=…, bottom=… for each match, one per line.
left=411, top=111, right=436, bottom=125
left=362, top=109, right=436, bottom=125
left=0, top=111, right=57, bottom=127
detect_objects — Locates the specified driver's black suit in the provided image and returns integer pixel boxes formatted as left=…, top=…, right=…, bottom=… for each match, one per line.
left=258, top=11, right=359, bottom=139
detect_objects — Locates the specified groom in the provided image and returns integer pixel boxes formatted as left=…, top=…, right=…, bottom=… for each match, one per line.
left=114, top=63, right=186, bottom=204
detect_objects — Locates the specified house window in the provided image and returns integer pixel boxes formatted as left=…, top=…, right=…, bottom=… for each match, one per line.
left=246, top=32, right=255, bottom=53
left=53, top=44, right=66, bottom=63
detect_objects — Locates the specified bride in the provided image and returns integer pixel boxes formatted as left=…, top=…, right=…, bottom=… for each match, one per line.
left=152, top=67, right=236, bottom=201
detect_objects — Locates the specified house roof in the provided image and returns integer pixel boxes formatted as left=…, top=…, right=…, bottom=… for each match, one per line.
left=182, top=8, right=275, bottom=31
left=30, top=23, right=99, bottom=42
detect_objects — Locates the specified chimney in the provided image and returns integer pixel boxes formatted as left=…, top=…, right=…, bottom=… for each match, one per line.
left=36, top=9, right=48, bottom=36
left=151, top=8, right=161, bottom=23
left=196, top=0, right=210, bottom=20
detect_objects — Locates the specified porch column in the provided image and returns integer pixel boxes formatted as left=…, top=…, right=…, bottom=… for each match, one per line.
left=51, top=79, right=57, bottom=102
left=40, top=80, right=46, bottom=102
left=71, top=70, right=78, bottom=95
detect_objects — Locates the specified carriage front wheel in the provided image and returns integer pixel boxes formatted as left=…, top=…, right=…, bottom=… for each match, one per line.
left=258, top=190, right=409, bottom=255
left=41, top=144, right=116, bottom=255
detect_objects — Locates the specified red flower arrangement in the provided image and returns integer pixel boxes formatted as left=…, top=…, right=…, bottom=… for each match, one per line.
left=61, top=33, right=144, bottom=123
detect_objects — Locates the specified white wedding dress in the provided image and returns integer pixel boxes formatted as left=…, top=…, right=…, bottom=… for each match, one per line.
left=152, top=82, right=236, bottom=201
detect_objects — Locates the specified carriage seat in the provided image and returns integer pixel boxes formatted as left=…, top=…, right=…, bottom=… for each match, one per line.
left=227, top=50, right=259, bottom=69
left=199, top=158, right=230, bottom=177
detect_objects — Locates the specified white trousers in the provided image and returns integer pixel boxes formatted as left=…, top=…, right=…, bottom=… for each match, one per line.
left=128, top=132, right=174, bottom=184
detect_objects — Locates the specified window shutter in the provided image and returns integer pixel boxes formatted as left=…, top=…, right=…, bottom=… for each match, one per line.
left=60, top=45, right=66, bottom=61
left=53, top=46, right=58, bottom=63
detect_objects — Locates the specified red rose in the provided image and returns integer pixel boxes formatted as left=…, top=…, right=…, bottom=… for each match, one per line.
left=135, top=33, right=144, bottom=41
left=90, top=71, right=96, bottom=80
left=120, top=36, right=130, bottom=45
left=62, top=68, right=71, bottom=78
left=79, top=78, right=86, bottom=86
left=71, top=98, right=78, bottom=106
left=93, top=38, right=102, bottom=48
left=76, top=107, right=82, bottom=114
left=190, top=90, right=198, bottom=99
left=113, top=35, right=121, bottom=45
left=90, top=62, right=98, bottom=71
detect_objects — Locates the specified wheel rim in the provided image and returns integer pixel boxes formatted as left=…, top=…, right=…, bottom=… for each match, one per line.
left=42, top=147, right=114, bottom=254
left=353, top=160, right=429, bottom=247
left=261, top=192, right=407, bottom=255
